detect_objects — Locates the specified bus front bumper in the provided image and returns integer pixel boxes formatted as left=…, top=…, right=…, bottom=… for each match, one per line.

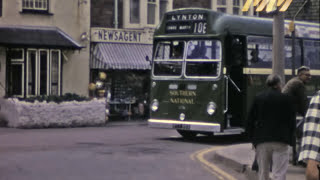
left=148, top=119, right=221, bottom=133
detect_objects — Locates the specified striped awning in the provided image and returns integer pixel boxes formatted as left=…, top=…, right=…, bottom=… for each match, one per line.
left=91, top=43, right=152, bottom=70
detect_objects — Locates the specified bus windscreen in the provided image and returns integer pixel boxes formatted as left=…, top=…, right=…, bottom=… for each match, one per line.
left=153, top=40, right=221, bottom=78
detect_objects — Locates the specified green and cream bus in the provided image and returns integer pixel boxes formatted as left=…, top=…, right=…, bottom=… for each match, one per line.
left=148, top=8, right=320, bottom=138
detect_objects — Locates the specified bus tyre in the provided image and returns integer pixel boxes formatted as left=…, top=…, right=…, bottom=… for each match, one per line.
left=177, top=130, right=198, bottom=139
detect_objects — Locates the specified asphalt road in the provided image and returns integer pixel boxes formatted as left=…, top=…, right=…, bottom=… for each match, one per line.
left=0, top=124, right=247, bottom=180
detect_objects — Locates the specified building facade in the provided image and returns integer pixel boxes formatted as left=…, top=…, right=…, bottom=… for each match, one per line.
left=285, top=0, right=320, bottom=23
left=0, top=0, right=90, bottom=98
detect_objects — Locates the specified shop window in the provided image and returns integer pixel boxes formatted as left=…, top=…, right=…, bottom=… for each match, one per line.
left=159, top=0, right=168, bottom=21
left=27, top=50, right=37, bottom=96
left=39, top=50, right=49, bottom=95
left=130, top=0, right=140, bottom=23
left=10, top=63, right=24, bottom=96
left=147, top=0, right=156, bottom=24
left=7, top=49, right=25, bottom=97
left=50, top=50, right=60, bottom=95
left=22, top=0, right=48, bottom=11
left=26, top=49, right=61, bottom=97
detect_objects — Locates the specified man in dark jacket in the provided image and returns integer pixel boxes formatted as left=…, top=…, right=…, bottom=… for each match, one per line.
left=247, top=74, right=296, bottom=180
left=282, top=66, right=311, bottom=165
left=282, top=66, right=311, bottom=116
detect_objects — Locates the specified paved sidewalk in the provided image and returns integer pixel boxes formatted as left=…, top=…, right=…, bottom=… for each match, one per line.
left=212, top=143, right=305, bottom=180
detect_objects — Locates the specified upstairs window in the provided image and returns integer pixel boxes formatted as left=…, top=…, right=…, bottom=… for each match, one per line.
left=217, top=0, right=227, bottom=13
left=130, top=0, right=140, bottom=23
left=147, top=0, right=156, bottom=24
left=159, top=0, right=168, bottom=21
left=242, top=0, right=248, bottom=16
left=22, top=0, right=48, bottom=11
left=233, top=0, right=240, bottom=15
left=0, top=0, right=2, bottom=17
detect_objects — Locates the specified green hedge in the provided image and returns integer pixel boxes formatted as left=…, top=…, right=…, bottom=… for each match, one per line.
left=19, top=93, right=89, bottom=104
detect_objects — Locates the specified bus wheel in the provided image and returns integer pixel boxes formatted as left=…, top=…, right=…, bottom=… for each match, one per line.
left=177, top=130, right=198, bottom=139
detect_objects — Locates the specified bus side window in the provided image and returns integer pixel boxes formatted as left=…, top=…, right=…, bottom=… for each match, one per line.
left=303, top=40, right=320, bottom=69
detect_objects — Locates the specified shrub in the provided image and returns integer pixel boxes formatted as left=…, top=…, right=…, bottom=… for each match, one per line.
left=18, top=93, right=89, bottom=104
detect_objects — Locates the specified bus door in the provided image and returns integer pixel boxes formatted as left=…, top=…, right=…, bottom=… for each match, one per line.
left=225, top=36, right=246, bottom=128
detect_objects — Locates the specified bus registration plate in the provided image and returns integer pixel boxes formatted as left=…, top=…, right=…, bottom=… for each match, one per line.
left=173, top=124, right=191, bottom=130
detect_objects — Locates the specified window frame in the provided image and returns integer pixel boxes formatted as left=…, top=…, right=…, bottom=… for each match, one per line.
left=22, top=0, right=49, bottom=13
left=233, top=0, right=240, bottom=15
left=185, top=40, right=222, bottom=79
left=38, top=49, right=50, bottom=95
left=26, top=49, right=38, bottom=97
left=0, top=0, right=3, bottom=17
left=147, top=0, right=157, bottom=25
left=25, top=49, right=61, bottom=97
left=8, top=48, right=25, bottom=98
left=159, top=0, right=168, bottom=22
left=216, top=0, right=227, bottom=13
left=130, top=0, right=140, bottom=24
left=50, top=50, right=61, bottom=96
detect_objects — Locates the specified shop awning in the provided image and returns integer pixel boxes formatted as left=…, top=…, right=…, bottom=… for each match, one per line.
left=91, top=43, right=152, bottom=70
left=0, top=26, right=82, bottom=49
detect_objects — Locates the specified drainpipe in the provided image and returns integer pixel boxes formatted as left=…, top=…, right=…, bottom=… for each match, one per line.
left=114, top=0, right=118, bottom=29
left=291, top=0, right=309, bottom=76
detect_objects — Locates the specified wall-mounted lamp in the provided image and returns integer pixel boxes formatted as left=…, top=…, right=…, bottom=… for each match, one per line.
left=80, top=32, right=90, bottom=41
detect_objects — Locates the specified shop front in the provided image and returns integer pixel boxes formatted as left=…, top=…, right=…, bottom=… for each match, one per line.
left=90, top=28, right=153, bottom=121
left=0, top=26, right=83, bottom=98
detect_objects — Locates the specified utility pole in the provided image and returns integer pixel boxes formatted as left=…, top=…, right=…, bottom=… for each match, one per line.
left=272, top=11, right=285, bottom=85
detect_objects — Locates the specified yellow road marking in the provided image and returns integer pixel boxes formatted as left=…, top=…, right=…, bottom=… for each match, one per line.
left=190, top=147, right=238, bottom=180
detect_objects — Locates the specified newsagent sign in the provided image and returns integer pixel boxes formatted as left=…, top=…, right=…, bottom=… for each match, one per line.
left=91, top=28, right=153, bottom=44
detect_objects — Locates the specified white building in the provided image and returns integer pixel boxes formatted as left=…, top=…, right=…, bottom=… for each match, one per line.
left=0, top=0, right=91, bottom=98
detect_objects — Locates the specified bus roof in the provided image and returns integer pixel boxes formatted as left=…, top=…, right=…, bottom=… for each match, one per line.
left=155, top=8, right=320, bottom=40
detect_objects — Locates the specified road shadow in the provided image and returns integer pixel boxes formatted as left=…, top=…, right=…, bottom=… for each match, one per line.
left=157, top=134, right=249, bottom=146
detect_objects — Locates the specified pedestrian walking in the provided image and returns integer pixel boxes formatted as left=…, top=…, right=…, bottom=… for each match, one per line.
left=282, top=66, right=311, bottom=116
left=247, top=74, right=296, bottom=180
left=282, top=66, right=312, bottom=165
left=298, top=90, right=320, bottom=180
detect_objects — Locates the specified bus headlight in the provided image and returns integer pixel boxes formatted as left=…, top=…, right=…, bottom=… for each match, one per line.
left=207, top=102, right=216, bottom=115
left=151, top=99, right=159, bottom=112
left=179, top=113, right=185, bottom=121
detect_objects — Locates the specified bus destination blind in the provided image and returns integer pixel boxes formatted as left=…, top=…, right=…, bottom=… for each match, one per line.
left=165, top=13, right=207, bottom=34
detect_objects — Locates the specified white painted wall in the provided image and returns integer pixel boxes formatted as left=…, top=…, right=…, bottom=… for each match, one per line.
left=0, top=0, right=91, bottom=97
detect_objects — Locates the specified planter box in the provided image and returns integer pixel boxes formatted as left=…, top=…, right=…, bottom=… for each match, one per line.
left=0, top=98, right=106, bottom=128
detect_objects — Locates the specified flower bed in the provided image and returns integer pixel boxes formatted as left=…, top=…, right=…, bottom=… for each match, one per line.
left=0, top=98, right=106, bottom=128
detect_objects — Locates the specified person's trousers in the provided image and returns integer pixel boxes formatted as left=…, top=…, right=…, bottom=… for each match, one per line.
left=256, top=142, right=289, bottom=180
